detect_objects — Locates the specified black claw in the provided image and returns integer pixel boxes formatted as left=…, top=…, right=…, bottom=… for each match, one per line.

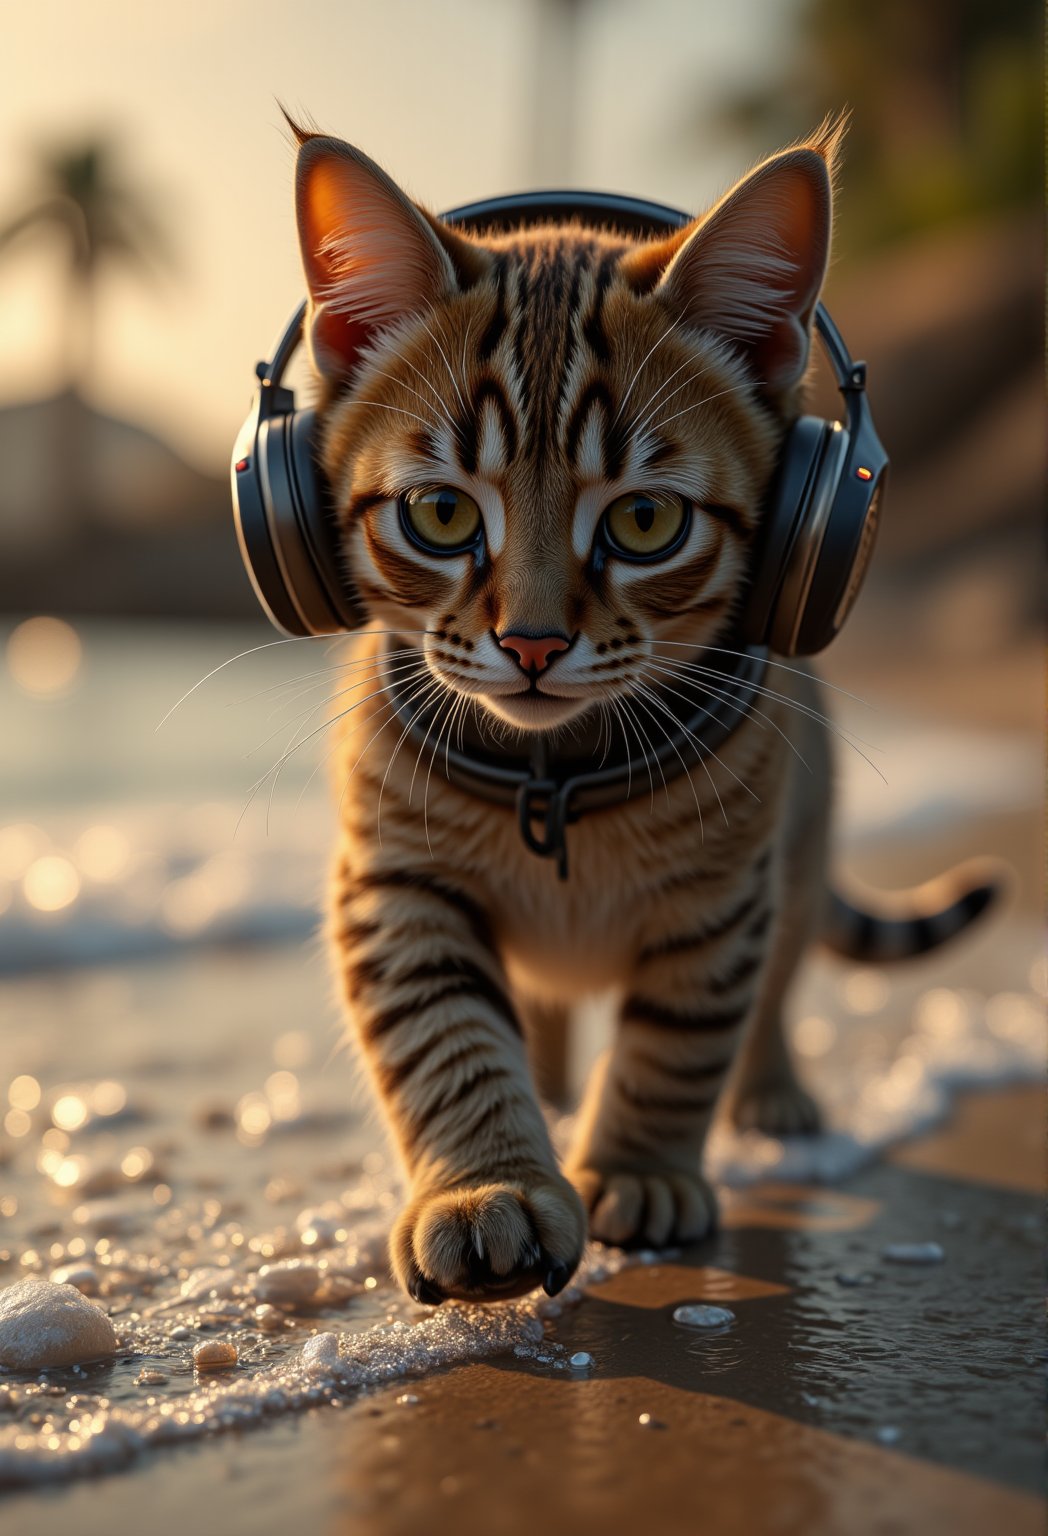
left=409, top=1275, right=445, bottom=1306
left=543, top=1262, right=570, bottom=1298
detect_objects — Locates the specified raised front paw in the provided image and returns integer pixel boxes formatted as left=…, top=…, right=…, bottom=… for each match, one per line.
left=390, top=1173, right=586, bottom=1305
left=570, top=1164, right=718, bottom=1250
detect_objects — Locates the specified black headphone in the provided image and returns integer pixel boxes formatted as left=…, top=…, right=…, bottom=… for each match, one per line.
left=232, top=190, right=887, bottom=657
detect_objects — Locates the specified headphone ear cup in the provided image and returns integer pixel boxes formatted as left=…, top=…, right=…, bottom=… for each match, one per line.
left=244, top=404, right=362, bottom=636
left=742, top=416, right=830, bottom=653
left=286, top=410, right=367, bottom=634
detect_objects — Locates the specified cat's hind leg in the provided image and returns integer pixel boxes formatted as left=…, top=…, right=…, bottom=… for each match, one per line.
left=723, top=895, right=823, bottom=1137
left=725, top=720, right=830, bottom=1137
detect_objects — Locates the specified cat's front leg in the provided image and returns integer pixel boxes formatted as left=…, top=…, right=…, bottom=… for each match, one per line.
left=333, top=858, right=586, bottom=1304
left=566, top=865, right=772, bottom=1249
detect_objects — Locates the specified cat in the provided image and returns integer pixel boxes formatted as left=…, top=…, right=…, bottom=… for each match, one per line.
left=282, top=114, right=995, bottom=1305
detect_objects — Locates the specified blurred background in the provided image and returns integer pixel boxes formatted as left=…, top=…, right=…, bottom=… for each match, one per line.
left=0, top=0, right=1040, bottom=1084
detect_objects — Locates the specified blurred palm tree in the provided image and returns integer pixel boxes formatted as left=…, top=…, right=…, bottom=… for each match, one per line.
left=0, top=134, right=173, bottom=531
left=0, top=134, right=173, bottom=391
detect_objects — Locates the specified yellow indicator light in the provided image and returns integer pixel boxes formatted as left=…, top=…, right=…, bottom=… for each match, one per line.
left=856, top=466, right=873, bottom=481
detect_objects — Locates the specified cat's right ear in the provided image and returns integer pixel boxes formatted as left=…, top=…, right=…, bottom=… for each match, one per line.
left=293, top=136, right=489, bottom=382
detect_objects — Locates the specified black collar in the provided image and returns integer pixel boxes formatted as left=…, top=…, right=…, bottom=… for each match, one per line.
left=384, top=640, right=768, bottom=879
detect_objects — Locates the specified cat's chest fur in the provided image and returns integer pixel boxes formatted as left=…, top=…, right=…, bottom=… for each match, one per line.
left=333, top=648, right=802, bottom=1000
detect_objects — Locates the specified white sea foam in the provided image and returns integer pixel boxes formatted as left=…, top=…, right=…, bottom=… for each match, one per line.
left=706, top=984, right=1045, bottom=1186
left=0, top=1240, right=628, bottom=1487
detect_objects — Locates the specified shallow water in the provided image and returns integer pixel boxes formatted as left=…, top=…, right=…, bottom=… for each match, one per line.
left=0, top=935, right=1041, bottom=1488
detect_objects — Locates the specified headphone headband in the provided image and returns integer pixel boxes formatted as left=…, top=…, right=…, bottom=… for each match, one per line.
left=233, top=188, right=886, bottom=651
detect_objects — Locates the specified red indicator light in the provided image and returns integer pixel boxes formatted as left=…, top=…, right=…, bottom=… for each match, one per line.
left=855, top=465, right=873, bottom=482
left=235, top=458, right=250, bottom=472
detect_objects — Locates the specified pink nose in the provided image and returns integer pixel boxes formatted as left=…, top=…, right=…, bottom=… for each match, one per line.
left=499, top=632, right=570, bottom=674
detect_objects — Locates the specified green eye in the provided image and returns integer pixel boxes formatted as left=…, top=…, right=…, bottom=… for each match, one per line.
left=403, top=487, right=482, bottom=552
left=604, top=492, right=688, bottom=558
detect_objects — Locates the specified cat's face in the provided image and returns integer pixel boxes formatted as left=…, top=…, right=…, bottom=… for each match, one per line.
left=292, top=123, right=841, bottom=734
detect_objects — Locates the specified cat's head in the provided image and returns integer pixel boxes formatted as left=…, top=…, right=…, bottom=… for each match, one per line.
left=291, top=117, right=844, bottom=734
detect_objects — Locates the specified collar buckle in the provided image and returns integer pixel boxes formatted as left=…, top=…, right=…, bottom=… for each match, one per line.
left=516, top=777, right=572, bottom=880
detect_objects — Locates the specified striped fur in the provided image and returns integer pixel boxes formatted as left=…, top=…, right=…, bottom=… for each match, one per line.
left=282, top=117, right=999, bottom=1304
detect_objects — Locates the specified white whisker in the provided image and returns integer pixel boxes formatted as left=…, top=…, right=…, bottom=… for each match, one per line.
left=629, top=684, right=707, bottom=834
left=610, top=320, right=681, bottom=429
left=650, top=381, right=764, bottom=432
left=417, top=318, right=468, bottom=417
left=630, top=666, right=764, bottom=801
left=155, top=627, right=433, bottom=732
left=647, top=640, right=876, bottom=709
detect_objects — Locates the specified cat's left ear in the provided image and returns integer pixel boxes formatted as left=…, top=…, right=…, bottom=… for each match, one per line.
left=622, top=119, right=845, bottom=393
left=292, top=129, right=491, bottom=382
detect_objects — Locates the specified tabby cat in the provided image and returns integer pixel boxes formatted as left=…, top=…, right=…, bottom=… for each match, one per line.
left=283, top=115, right=993, bottom=1304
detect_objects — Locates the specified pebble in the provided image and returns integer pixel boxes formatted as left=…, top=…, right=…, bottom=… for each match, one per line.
left=253, top=1259, right=319, bottom=1306
left=136, top=1368, right=168, bottom=1386
left=192, top=1339, right=238, bottom=1369
left=301, top=1332, right=341, bottom=1370
left=671, top=1304, right=735, bottom=1330
left=637, top=1412, right=666, bottom=1429
left=835, top=1270, right=876, bottom=1288
left=294, top=1203, right=344, bottom=1249
left=875, top=1425, right=902, bottom=1445
left=253, top=1303, right=286, bottom=1333
left=48, top=1263, right=100, bottom=1296
left=882, top=1242, right=944, bottom=1266
left=179, top=1266, right=239, bottom=1302
left=0, top=1278, right=117, bottom=1369
left=568, top=1351, right=594, bottom=1371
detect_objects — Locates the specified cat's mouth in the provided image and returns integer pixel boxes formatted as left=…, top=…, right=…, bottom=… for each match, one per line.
left=479, top=684, right=589, bottom=732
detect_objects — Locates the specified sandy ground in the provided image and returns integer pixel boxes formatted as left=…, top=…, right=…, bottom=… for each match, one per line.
left=4, top=1078, right=1039, bottom=1536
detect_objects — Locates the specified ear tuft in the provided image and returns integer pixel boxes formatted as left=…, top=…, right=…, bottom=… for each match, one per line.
left=277, top=102, right=319, bottom=148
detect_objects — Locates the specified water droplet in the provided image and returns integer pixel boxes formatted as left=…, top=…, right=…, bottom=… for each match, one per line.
left=569, top=1351, right=594, bottom=1371
left=882, top=1242, right=944, bottom=1265
left=671, top=1304, right=735, bottom=1330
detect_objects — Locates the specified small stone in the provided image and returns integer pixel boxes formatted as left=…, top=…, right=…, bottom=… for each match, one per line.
left=253, top=1303, right=286, bottom=1332
left=637, top=1412, right=666, bottom=1429
left=48, top=1263, right=99, bottom=1296
left=882, top=1242, right=944, bottom=1266
left=192, top=1339, right=237, bottom=1369
left=253, top=1259, right=319, bottom=1306
left=671, top=1304, right=735, bottom=1330
left=0, top=1278, right=117, bottom=1369
left=568, top=1351, right=594, bottom=1371
left=835, top=1270, right=876, bottom=1288
left=136, top=1368, right=168, bottom=1386
left=168, top=1325, right=191, bottom=1341
left=875, top=1425, right=901, bottom=1445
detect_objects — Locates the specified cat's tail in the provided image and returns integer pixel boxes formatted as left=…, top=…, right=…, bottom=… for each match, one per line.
left=821, top=858, right=1008, bottom=962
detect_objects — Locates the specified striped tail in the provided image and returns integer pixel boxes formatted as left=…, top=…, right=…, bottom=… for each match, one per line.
left=821, top=859, right=1007, bottom=962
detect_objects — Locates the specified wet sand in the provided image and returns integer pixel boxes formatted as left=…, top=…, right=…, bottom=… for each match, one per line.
left=4, top=1081, right=1040, bottom=1536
